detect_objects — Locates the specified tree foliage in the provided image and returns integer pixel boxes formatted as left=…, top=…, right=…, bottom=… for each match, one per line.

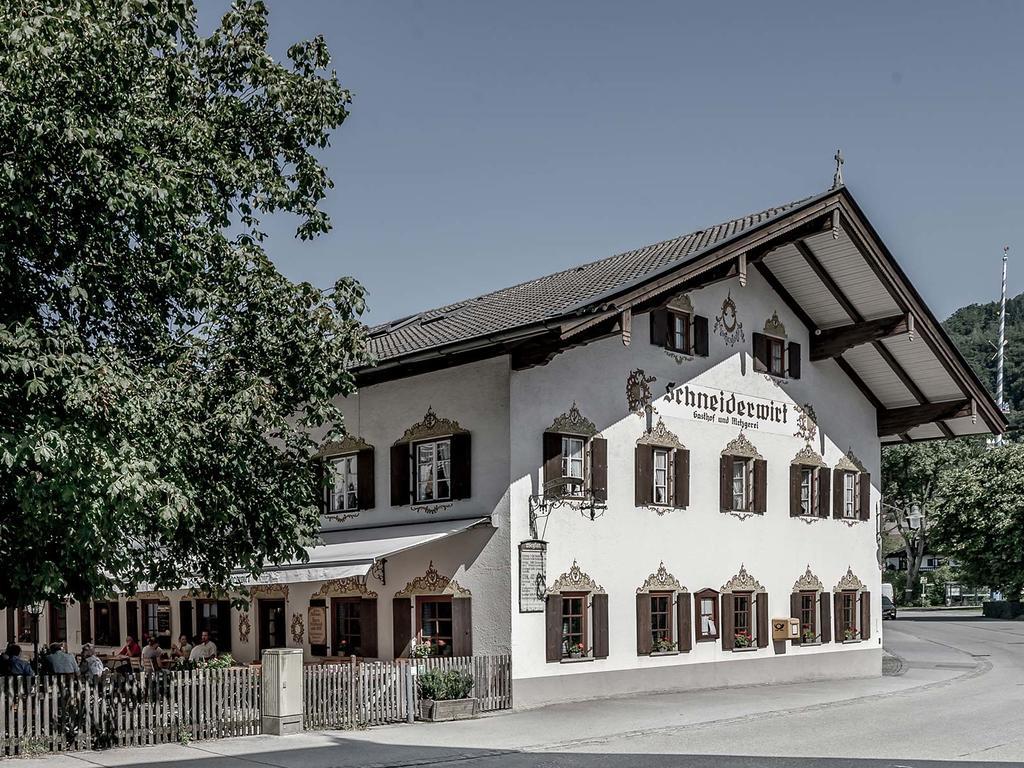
left=931, top=443, right=1024, bottom=597
left=0, top=0, right=369, bottom=605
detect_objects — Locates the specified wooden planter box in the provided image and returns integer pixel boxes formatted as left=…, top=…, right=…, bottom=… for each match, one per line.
left=418, top=697, right=480, bottom=722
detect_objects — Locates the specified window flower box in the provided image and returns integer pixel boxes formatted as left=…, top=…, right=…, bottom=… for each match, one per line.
left=733, top=630, right=754, bottom=649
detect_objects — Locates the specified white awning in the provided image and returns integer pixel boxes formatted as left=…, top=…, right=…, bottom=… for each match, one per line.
left=247, top=517, right=491, bottom=586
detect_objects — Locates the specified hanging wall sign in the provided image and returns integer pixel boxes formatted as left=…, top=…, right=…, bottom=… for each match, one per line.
left=519, top=540, right=547, bottom=613
left=660, top=383, right=793, bottom=435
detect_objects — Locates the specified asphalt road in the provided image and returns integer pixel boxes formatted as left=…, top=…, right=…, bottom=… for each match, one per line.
left=30, top=609, right=1024, bottom=768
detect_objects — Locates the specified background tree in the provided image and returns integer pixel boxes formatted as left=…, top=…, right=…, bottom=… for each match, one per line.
left=931, top=442, right=1024, bottom=599
left=881, top=439, right=982, bottom=604
left=0, top=0, right=368, bottom=606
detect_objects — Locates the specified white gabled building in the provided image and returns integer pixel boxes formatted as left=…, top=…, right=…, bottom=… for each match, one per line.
left=6, top=183, right=1002, bottom=708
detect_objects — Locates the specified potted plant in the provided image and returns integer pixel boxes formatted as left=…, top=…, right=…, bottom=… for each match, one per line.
left=653, top=637, right=677, bottom=653
left=417, top=669, right=478, bottom=722
left=802, top=625, right=816, bottom=644
left=733, top=630, right=753, bottom=648
left=843, top=626, right=859, bottom=641
left=411, top=641, right=434, bottom=658
left=567, top=642, right=585, bottom=659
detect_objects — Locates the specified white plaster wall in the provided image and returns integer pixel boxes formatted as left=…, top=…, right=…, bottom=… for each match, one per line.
left=509, top=272, right=882, bottom=683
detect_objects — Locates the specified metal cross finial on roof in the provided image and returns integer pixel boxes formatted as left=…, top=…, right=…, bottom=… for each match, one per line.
left=832, top=149, right=844, bottom=189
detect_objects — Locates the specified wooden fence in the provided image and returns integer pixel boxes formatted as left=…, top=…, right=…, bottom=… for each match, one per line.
left=0, top=667, right=261, bottom=757
left=303, top=654, right=512, bottom=731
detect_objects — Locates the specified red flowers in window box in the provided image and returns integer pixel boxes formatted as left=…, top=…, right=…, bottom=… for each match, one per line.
left=733, top=630, right=753, bottom=648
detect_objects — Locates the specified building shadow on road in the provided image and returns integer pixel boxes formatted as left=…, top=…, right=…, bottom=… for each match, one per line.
left=57, top=735, right=1017, bottom=768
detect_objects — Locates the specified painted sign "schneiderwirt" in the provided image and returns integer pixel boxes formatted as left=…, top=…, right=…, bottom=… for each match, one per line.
left=660, top=383, right=792, bottom=435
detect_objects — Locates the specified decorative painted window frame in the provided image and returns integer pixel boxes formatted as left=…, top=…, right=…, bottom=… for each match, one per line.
left=316, top=434, right=373, bottom=522
left=721, top=565, right=766, bottom=651
left=544, top=402, right=602, bottom=500
left=834, top=567, right=867, bottom=643
left=394, top=407, right=468, bottom=511
left=636, top=562, right=688, bottom=654
left=722, top=433, right=763, bottom=519
left=791, top=445, right=827, bottom=523
left=835, top=449, right=867, bottom=525
left=547, top=560, right=605, bottom=661
left=637, top=419, right=686, bottom=513
left=792, top=566, right=825, bottom=645
left=665, top=293, right=695, bottom=358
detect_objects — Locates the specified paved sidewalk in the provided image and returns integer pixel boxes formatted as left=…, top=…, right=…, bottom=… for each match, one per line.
left=18, top=652, right=968, bottom=768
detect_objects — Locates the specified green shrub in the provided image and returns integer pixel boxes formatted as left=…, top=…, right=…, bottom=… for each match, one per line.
left=417, top=669, right=474, bottom=701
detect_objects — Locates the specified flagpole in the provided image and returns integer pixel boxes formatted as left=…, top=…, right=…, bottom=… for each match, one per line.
left=996, top=245, right=1008, bottom=445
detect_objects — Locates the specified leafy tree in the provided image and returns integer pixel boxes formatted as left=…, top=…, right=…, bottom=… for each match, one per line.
left=881, top=439, right=983, bottom=603
left=0, top=0, right=369, bottom=606
left=931, top=443, right=1024, bottom=599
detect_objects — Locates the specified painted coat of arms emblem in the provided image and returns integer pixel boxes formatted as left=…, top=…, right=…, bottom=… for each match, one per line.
left=713, top=291, right=745, bottom=347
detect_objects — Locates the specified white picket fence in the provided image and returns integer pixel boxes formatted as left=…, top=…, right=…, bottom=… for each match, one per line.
left=303, top=654, right=512, bottom=730
left=0, top=668, right=261, bottom=757
left=2, top=655, right=512, bottom=755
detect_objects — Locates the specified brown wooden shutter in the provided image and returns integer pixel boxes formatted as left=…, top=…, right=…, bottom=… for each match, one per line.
left=787, top=341, right=801, bottom=379
left=636, top=593, right=652, bottom=655
left=673, top=449, right=690, bottom=508
left=179, top=601, right=193, bottom=643
left=543, top=432, right=563, bottom=490
left=858, top=472, right=871, bottom=521
left=818, top=468, right=830, bottom=517
left=753, top=459, right=767, bottom=514
left=450, top=432, right=472, bottom=500
left=126, top=600, right=139, bottom=641
left=720, top=455, right=733, bottom=511
left=216, top=600, right=232, bottom=652
left=755, top=593, right=769, bottom=648
left=752, top=332, right=769, bottom=372
left=452, top=598, right=473, bottom=656
left=677, top=592, right=692, bottom=652
left=860, top=592, right=871, bottom=640
left=790, top=593, right=802, bottom=645
left=392, top=597, right=412, bottom=658
left=360, top=598, right=378, bottom=658
left=592, top=593, right=609, bottom=659
left=316, top=458, right=327, bottom=514
left=545, top=594, right=563, bottom=663
left=650, top=307, right=669, bottom=346
left=390, top=443, right=411, bottom=506
left=6, top=608, right=14, bottom=645
left=833, top=592, right=842, bottom=641
left=819, top=592, right=832, bottom=643
left=693, top=315, right=709, bottom=357
left=590, top=437, right=608, bottom=502
left=79, top=601, right=92, bottom=645
left=832, top=469, right=844, bottom=518
left=635, top=445, right=654, bottom=507
left=720, top=593, right=734, bottom=650
left=357, top=447, right=375, bottom=510
left=790, top=464, right=803, bottom=516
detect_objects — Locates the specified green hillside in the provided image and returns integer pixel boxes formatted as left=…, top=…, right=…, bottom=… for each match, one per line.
left=942, top=293, right=1024, bottom=419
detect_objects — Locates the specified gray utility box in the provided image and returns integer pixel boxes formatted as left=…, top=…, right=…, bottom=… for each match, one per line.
left=261, top=648, right=304, bottom=735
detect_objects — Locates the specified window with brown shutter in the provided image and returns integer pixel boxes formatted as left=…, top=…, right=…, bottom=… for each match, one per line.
left=673, top=449, right=690, bottom=508
left=390, top=443, right=411, bottom=506
left=819, top=592, right=832, bottom=643
left=695, top=589, right=719, bottom=642
left=561, top=593, right=587, bottom=657
left=787, top=341, right=802, bottom=379
left=818, top=469, right=831, bottom=517
left=635, top=444, right=654, bottom=507
left=635, top=593, right=652, bottom=656
left=417, top=596, right=455, bottom=657
left=720, top=593, right=735, bottom=650
left=450, top=432, right=472, bottom=500
left=752, top=332, right=769, bottom=372
left=693, top=315, right=709, bottom=357
left=753, top=459, right=767, bottom=514
left=545, top=594, right=563, bottom=663
left=720, top=455, right=734, bottom=511
left=543, top=432, right=563, bottom=492
left=392, top=597, right=412, bottom=658
left=326, top=452, right=365, bottom=514
left=722, top=455, right=763, bottom=513
left=357, top=447, right=375, bottom=510
left=452, top=598, right=473, bottom=656
left=650, top=307, right=669, bottom=347
left=592, top=593, right=609, bottom=659
left=649, top=592, right=673, bottom=651
left=676, top=592, right=692, bottom=652
left=858, top=472, right=871, bottom=520
left=860, top=592, right=872, bottom=640
left=792, top=591, right=817, bottom=644
left=791, top=465, right=821, bottom=517
left=590, top=437, right=608, bottom=502
left=755, top=593, right=769, bottom=648
left=360, top=598, right=379, bottom=658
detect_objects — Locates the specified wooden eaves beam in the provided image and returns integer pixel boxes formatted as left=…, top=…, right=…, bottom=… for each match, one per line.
left=810, top=314, right=914, bottom=361
left=878, top=400, right=973, bottom=436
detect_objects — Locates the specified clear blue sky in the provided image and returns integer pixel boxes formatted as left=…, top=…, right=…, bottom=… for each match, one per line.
left=199, top=1, right=1024, bottom=325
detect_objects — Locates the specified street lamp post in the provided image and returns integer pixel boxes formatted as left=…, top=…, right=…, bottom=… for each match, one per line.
left=26, top=601, right=44, bottom=671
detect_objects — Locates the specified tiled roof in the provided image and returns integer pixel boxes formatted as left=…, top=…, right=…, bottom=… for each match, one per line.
left=366, top=190, right=826, bottom=363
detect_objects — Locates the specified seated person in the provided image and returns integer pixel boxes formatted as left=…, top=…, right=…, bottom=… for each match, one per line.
left=171, top=634, right=193, bottom=659
left=188, top=630, right=217, bottom=662
left=117, top=635, right=142, bottom=658
left=43, top=642, right=78, bottom=674
left=141, top=635, right=164, bottom=670
left=5, top=645, right=33, bottom=676
left=79, top=644, right=106, bottom=678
